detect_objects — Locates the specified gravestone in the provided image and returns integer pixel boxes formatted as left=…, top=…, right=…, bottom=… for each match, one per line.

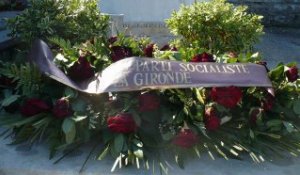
left=101, top=0, right=207, bottom=44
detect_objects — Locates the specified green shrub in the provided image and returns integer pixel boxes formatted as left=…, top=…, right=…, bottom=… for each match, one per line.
left=7, top=0, right=109, bottom=44
left=166, top=0, right=264, bottom=54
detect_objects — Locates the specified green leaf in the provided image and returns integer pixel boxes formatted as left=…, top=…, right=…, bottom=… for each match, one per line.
left=97, top=145, right=110, bottom=160
left=249, top=129, right=255, bottom=139
left=1, top=95, right=20, bottom=106
left=293, top=99, right=300, bottom=115
left=269, top=65, right=284, bottom=80
left=113, top=134, right=125, bottom=154
left=62, top=118, right=76, bottom=144
left=266, top=120, right=282, bottom=128
left=175, top=154, right=185, bottom=169
left=71, top=115, right=88, bottom=122
left=64, top=88, right=77, bottom=99
left=133, top=148, right=144, bottom=159
left=283, top=121, right=295, bottom=133
left=71, top=99, right=87, bottom=112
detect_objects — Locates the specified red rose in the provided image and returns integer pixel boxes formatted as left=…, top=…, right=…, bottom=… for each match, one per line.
left=261, top=94, right=274, bottom=111
left=110, top=46, right=133, bottom=62
left=160, top=44, right=178, bottom=51
left=249, top=108, right=263, bottom=126
left=108, top=36, right=117, bottom=45
left=143, top=44, right=155, bottom=57
left=204, top=108, right=221, bottom=131
left=172, top=129, right=199, bottom=148
left=138, top=93, right=160, bottom=112
left=210, top=86, right=243, bottom=108
left=20, top=98, right=51, bottom=117
left=190, top=52, right=215, bottom=62
left=286, top=66, right=299, bottom=82
left=68, top=56, right=95, bottom=81
left=107, top=113, right=137, bottom=133
left=52, top=98, right=72, bottom=118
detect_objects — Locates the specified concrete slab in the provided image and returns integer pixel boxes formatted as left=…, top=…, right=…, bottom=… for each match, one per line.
left=0, top=137, right=300, bottom=175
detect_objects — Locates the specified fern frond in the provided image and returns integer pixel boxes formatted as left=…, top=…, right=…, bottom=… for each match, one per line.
left=48, top=37, right=78, bottom=60
left=0, top=63, right=43, bottom=95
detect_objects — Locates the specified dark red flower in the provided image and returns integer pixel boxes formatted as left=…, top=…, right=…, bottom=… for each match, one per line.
left=52, top=98, right=72, bottom=118
left=143, top=44, right=155, bottom=57
left=172, top=129, right=199, bottom=148
left=286, top=66, right=299, bottom=82
left=210, top=86, right=243, bottom=108
left=190, top=52, right=215, bottom=62
left=249, top=108, right=263, bottom=126
left=107, top=113, right=137, bottom=133
left=110, top=46, right=133, bottom=62
left=160, top=44, right=178, bottom=51
left=204, top=108, right=221, bottom=131
left=0, top=76, right=17, bottom=88
left=138, top=93, right=160, bottom=112
left=20, top=98, right=51, bottom=117
left=262, top=94, right=274, bottom=111
left=108, top=36, right=118, bottom=45
left=68, top=56, right=95, bottom=81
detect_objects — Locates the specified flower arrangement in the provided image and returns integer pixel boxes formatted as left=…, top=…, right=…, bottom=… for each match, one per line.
left=0, top=0, right=299, bottom=173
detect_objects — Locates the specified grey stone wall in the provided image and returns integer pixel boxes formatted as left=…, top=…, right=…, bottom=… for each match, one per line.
left=228, top=0, right=300, bottom=27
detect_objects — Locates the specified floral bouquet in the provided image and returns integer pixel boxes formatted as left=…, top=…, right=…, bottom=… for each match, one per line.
left=0, top=0, right=299, bottom=173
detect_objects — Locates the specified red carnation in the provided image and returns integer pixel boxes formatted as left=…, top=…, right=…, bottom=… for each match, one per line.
left=143, top=44, right=155, bottom=57
left=138, top=93, right=160, bottom=112
left=110, top=46, right=133, bottom=62
left=204, top=108, right=221, bottom=131
left=210, top=86, right=243, bottom=108
left=286, top=66, right=299, bottom=82
left=172, top=129, right=199, bottom=148
left=68, top=56, right=95, bottom=81
left=20, top=98, right=51, bottom=117
left=262, top=94, right=274, bottom=111
left=107, top=113, right=137, bottom=133
left=190, top=52, right=215, bottom=62
left=52, top=98, right=72, bottom=118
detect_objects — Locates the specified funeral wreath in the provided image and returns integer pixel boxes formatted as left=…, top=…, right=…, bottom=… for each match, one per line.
left=0, top=0, right=299, bottom=173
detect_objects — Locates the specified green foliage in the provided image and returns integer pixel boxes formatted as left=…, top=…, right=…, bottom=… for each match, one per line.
left=0, top=62, right=42, bottom=95
left=7, top=0, right=109, bottom=44
left=166, top=0, right=264, bottom=53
